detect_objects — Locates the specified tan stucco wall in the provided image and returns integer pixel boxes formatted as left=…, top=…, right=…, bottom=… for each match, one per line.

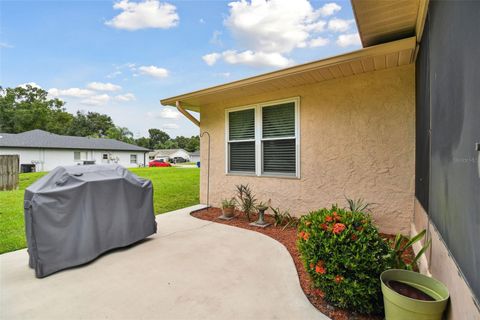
left=412, top=199, right=480, bottom=319
left=199, top=64, right=415, bottom=234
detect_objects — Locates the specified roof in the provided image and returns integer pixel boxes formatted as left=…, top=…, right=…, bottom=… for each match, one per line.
left=149, top=149, right=188, bottom=157
left=160, top=37, right=416, bottom=111
left=0, top=129, right=149, bottom=152
left=351, top=0, right=428, bottom=47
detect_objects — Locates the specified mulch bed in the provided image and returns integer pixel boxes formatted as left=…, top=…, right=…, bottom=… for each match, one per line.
left=191, top=207, right=415, bottom=320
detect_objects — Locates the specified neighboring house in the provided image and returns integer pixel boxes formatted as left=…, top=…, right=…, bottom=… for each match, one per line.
left=189, top=151, right=200, bottom=163
left=161, top=1, right=479, bottom=318
left=148, top=149, right=191, bottom=163
left=0, top=129, right=149, bottom=172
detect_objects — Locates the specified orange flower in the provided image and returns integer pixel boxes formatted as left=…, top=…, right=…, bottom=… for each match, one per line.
left=332, top=223, right=346, bottom=234
left=298, top=231, right=305, bottom=239
left=325, top=215, right=333, bottom=222
left=334, top=275, right=344, bottom=284
left=320, top=223, right=328, bottom=231
left=315, top=265, right=326, bottom=274
left=303, top=232, right=310, bottom=241
left=333, top=212, right=342, bottom=222
left=315, top=261, right=327, bottom=274
left=351, top=234, right=358, bottom=241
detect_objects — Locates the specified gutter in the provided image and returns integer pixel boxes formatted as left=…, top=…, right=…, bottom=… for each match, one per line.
left=176, top=101, right=200, bottom=127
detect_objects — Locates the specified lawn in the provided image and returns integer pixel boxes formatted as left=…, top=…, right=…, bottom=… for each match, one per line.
left=0, top=167, right=199, bottom=254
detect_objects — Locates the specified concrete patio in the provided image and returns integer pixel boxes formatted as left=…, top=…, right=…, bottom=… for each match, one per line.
left=0, top=205, right=328, bottom=320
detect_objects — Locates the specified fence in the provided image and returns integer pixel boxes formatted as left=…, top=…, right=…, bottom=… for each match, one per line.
left=0, top=155, right=19, bottom=191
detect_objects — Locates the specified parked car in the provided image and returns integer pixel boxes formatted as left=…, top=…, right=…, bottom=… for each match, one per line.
left=148, top=160, right=172, bottom=167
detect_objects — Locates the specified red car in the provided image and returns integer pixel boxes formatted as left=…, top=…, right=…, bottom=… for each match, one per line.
left=148, top=160, right=172, bottom=167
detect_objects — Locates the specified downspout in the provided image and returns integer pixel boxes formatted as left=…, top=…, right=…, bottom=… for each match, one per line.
left=174, top=101, right=210, bottom=207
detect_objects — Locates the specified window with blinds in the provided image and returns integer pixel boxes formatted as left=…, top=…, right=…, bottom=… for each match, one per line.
left=226, top=98, right=298, bottom=177
left=228, top=108, right=255, bottom=173
left=262, top=102, right=296, bottom=175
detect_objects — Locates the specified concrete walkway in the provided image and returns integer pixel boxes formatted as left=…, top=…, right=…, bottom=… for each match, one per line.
left=0, top=205, right=328, bottom=320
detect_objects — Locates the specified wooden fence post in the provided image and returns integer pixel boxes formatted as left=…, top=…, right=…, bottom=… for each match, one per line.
left=0, top=155, right=20, bottom=191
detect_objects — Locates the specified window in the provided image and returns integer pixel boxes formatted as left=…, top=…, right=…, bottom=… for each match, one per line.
left=102, top=154, right=108, bottom=160
left=130, top=154, right=137, bottom=164
left=226, top=97, right=299, bottom=178
left=74, top=151, right=81, bottom=161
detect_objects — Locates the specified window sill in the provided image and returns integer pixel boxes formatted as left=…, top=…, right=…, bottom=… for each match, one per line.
left=226, top=173, right=300, bottom=180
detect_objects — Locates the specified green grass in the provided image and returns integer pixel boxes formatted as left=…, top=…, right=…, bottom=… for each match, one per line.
left=0, top=167, right=199, bottom=254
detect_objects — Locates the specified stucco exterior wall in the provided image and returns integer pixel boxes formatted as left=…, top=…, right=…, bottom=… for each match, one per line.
left=0, top=148, right=145, bottom=171
left=199, top=65, right=415, bottom=234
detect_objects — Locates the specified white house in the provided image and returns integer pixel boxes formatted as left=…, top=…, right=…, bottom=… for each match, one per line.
left=148, top=149, right=191, bottom=163
left=189, top=151, right=200, bottom=163
left=0, top=129, right=149, bottom=172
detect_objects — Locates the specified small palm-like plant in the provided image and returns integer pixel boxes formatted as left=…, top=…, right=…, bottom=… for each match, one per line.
left=389, top=229, right=431, bottom=270
left=271, top=207, right=299, bottom=229
left=235, top=184, right=257, bottom=221
left=345, top=197, right=372, bottom=212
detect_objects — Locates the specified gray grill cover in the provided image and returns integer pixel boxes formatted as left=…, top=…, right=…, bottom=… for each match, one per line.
left=24, top=164, right=156, bottom=278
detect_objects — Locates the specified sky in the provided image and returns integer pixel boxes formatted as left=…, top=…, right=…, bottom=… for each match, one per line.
left=0, top=0, right=361, bottom=138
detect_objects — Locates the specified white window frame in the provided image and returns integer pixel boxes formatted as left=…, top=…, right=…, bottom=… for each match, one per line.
left=130, top=154, right=137, bottom=164
left=225, top=97, right=300, bottom=179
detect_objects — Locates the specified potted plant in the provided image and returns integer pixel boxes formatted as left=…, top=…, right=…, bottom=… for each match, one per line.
left=381, top=230, right=449, bottom=320
left=221, top=198, right=236, bottom=218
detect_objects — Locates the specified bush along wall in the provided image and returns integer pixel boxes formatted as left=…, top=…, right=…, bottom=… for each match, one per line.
left=297, top=206, right=392, bottom=314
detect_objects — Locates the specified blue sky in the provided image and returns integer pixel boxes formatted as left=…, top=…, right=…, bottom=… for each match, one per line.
left=0, top=0, right=360, bottom=138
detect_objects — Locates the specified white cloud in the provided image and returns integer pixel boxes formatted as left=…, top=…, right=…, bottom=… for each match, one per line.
left=317, top=3, right=341, bottom=17
left=327, top=18, right=355, bottom=33
left=204, top=50, right=291, bottom=68
left=336, top=32, right=361, bottom=47
left=204, top=1, right=344, bottom=68
left=87, top=82, right=122, bottom=91
left=224, top=50, right=291, bottom=67
left=138, top=65, right=169, bottom=78
left=0, top=42, right=13, bottom=49
left=81, top=94, right=111, bottom=106
left=215, top=72, right=231, bottom=77
left=146, top=109, right=180, bottom=119
left=202, top=53, right=221, bottom=66
left=210, top=30, right=223, bottom=46
left=199, top=18, right=205, bottom=24
left=18, top=82, right=41, bottom=89
left=115, top=93, right=136, bottom=101
left=162, top=123, right=179, bottom=130
left=308, top=36, right=330, bottom=47
left=105, top=0, right=179, bottom=31
left=106, top=70, right=122, bottom=79
left=48, top=88, right=94, bottom=98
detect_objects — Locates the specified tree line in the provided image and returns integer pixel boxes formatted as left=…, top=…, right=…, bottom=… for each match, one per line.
left=0, top=85, right=199, bottom=152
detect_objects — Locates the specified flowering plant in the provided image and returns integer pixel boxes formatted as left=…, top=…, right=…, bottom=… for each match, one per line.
left=297, top=205, right=391, bottom=314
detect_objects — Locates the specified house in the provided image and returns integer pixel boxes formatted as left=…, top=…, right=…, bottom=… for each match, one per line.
left=189, top=151, right=200, bottom=163
left=161, top=1, right=479, bottom=318
left=0, top=129, right=149, bottom=171
left=148, top=149, right=191, bottom=163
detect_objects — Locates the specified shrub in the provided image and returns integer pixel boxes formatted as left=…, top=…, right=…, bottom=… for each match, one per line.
left=271, top=207, right=299, bottom=229
left=297, top=205, right=392, bottom=314
left=235, top=184, right=257, bottom=221
left=221, top=198, right=236, bottom=209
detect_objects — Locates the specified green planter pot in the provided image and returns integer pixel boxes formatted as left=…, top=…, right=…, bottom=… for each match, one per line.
left=381, top=269, right=449, bottom=320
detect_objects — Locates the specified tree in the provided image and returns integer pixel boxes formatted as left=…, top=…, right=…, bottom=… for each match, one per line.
left=106, top=126, right=134, bottom=144
left=160, top=140, right=179, bottom=149
left=68, top=111, right=114, bottom=137
left=0, top=85, right=73, bottom=134
left=135, top=137, right=151, bottom=149
left=185, top=135, right=200, bottom=152
left=148, top=129, right=170, bottom=149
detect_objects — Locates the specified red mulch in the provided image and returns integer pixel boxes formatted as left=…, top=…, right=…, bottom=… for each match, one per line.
left=191, top=207, right=415, bottom=320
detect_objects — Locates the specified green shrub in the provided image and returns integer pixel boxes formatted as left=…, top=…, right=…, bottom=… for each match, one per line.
left=297, top=205, right=391, bottom=314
